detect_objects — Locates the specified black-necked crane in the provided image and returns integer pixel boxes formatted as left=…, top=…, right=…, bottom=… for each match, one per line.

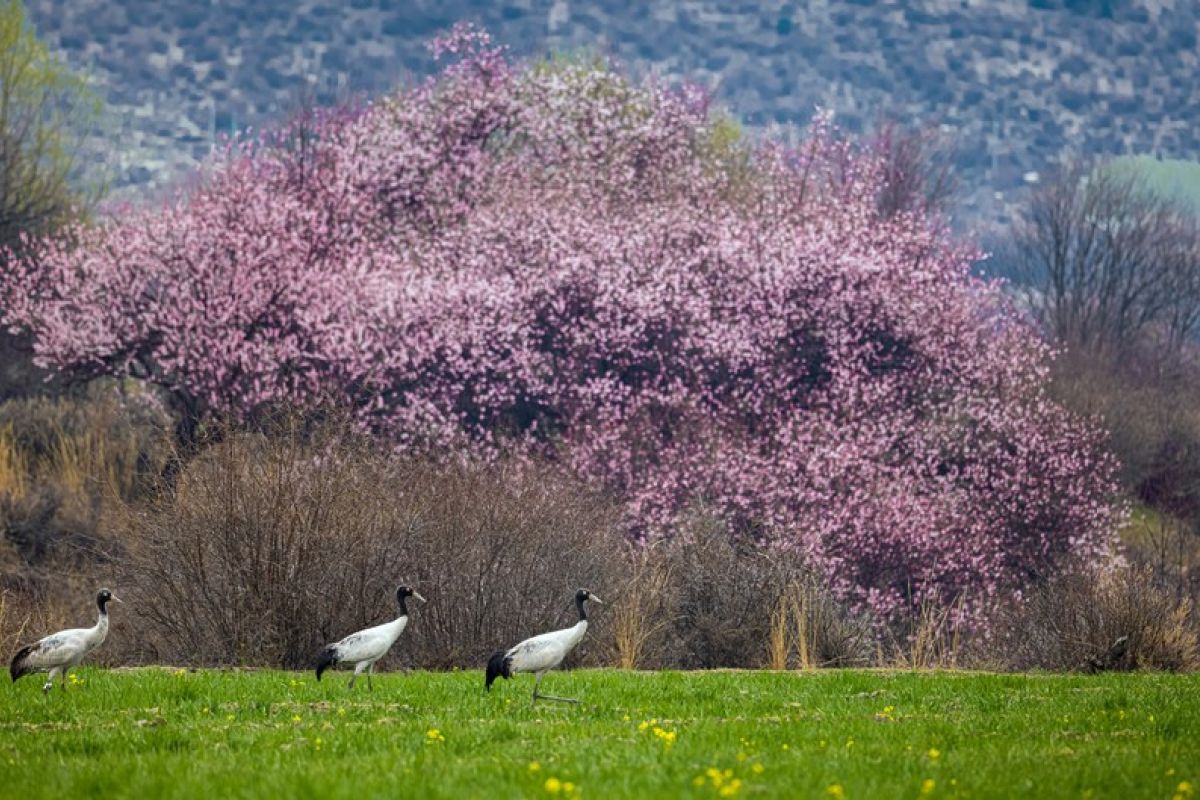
left=486, top=588, right=602, bottom=704
left=9, top=588, right=121, bottom=694
left=315, top=585, right=425, bottom=690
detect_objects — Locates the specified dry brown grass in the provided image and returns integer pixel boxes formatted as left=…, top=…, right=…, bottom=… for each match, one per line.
left=766, top=577, right=875, bottom=670
left=609, top=546, right=674, bottom=670
left=0, top=383, right=171, bottom=570
left=890, top=594, right=968, bottom=670
left=0, top=425, right=29, bottom=503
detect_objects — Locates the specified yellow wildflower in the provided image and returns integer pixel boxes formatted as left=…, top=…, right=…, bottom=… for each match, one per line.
left=544, top=777, right=562, bottom=794
left=528, top=761, right=542, bottom=772
left=751, top=763, right=764, bottom=775
left=826, top=784, right=846, bottom=799
left=718, top=778, right=743, bottom=797
left=291, top=715, right=302, bottom=724
left=927, top=748, right=941, bottom=760
left=425, top=728, right=445, bottom=743
left=920, top=778, right=936, bottom=795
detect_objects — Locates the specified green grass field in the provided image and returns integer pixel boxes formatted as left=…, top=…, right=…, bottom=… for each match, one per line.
left=0, top=668, right=1196, bottom=799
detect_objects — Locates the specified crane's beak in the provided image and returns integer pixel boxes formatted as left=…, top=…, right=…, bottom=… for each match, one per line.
left=111, top=595, right=124, bottom=604
left=589, top=595, right=604, bottom=605
left=413, top=592, right=428, bottom=603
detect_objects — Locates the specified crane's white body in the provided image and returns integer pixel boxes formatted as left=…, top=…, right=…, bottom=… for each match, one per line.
left=316, top=587, right=424, bottom=691
left=504, top=620, right=588, bottom=675
left=487, top=590, right=602, bottom=704
left=327, top=615, right=408, bottom=678
left=10, top=595, right=114, bottom=693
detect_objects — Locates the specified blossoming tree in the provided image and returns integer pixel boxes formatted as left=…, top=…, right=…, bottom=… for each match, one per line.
left=1, top=25, right=1119, bottom=626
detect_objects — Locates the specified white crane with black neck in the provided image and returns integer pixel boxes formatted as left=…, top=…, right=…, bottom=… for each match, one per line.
left=10, top=588, right=121, bottom=694
left=486, top=588, right=602, bottom=705
left=315, top=585, right=426, bottom=691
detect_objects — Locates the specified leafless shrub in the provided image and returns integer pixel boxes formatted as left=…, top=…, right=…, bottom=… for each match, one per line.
left=1011, top=162, right=1200, bottom=361
left=996, top=564, right=1199, bottom=672
left=392, top=461, right=625, bottom=669
left=1130, top=512, right=1200, bottom=606
left=658, top=514, right=786, bottom=668
left=871, top=120, right=959, bottom=219
left=613, top=513, right=873, bottom=670
left=119, top=421, right=411, bottom=667
left=117, top=416, right=625, bottom=669
left=0, top=586, right=34, bottom=660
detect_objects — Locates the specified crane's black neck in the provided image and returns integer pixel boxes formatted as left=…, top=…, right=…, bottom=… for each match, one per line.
left=97, top=596, right=109, bottom=615
left=576, top=594, right=588, bottom=622
left=396, top=594, right=409, bottom=618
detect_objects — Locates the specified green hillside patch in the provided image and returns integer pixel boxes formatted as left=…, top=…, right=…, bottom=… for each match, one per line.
left=0, top=669, right=1195, bottom=799
left=1108, top=156, right=1200, bottom=213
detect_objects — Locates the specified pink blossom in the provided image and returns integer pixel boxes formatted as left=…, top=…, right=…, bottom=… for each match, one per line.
left=0, top=25, right=1120, bottom=628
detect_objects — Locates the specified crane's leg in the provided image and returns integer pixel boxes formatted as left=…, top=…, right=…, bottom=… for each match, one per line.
left=61, top=667, right=70, bottom=690
left=349, top=661, right=369, bottom=691
left=532, top=672, right=579, bottom=705
left=530, top=672, right=543, bottom=706
left=43, top=667, right=59, bottom=695
left=367, top=662, right=374, bottom=693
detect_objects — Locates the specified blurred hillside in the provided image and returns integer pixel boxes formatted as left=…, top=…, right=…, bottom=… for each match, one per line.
left=26, top=0, right=1200, bottom=226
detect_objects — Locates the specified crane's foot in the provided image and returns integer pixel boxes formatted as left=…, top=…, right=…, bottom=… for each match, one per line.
left=533, top=692, right=580, bottom=705
left=41, top=681, right=52, bottom=695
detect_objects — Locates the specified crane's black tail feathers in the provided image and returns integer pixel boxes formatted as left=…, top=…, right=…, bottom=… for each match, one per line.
left=10, top=644, right=34, bottom=683
left=314, top=646, right=338, bottom=682
left=485, top=651, right=512, bottom=691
